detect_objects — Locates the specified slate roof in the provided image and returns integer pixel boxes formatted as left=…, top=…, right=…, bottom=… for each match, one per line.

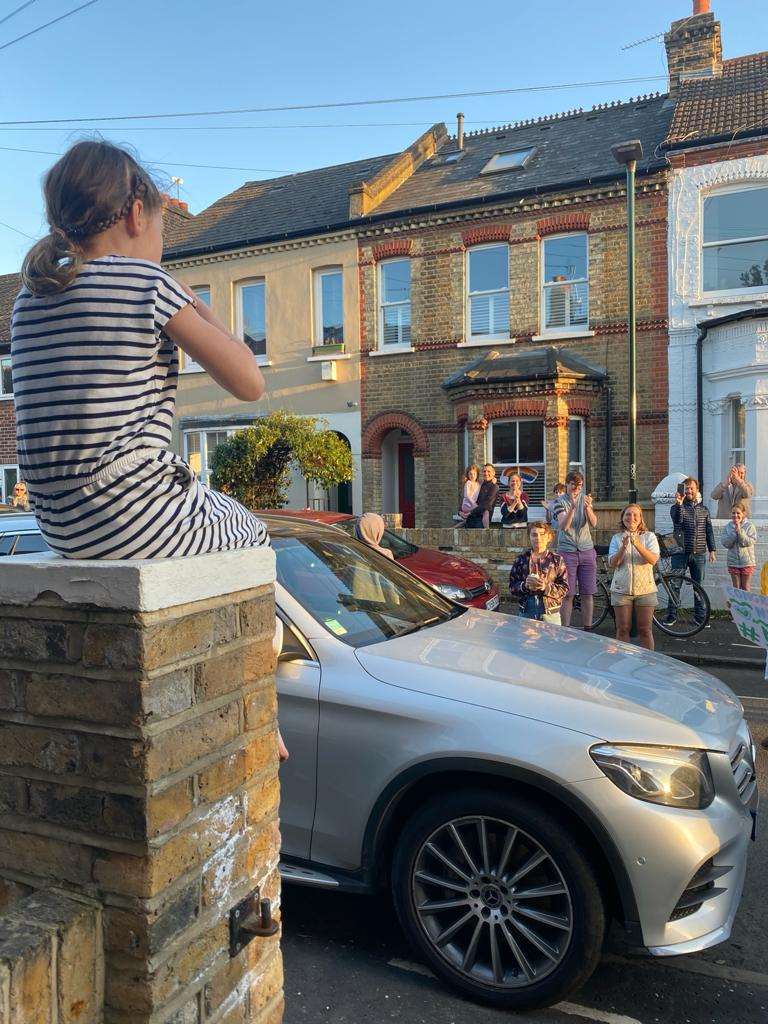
left=374, top=94, right=674, bottom=218
left=0, top=272, right=21, bottom=344
left=443, top=346, right=607, bottom=392
left=162, top=202, right=195, bottom=249
left=664, top=52, right=768, bottom=149
left=164, top=152, right=396, bottom=258
left=165, top=94, right=674, bottom=259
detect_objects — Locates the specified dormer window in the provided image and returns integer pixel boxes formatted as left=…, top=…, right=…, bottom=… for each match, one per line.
left=481, top=148, right=536, bottom=175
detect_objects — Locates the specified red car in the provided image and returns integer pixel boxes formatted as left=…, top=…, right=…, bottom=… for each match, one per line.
left=262, top=509, right=500, bottom=611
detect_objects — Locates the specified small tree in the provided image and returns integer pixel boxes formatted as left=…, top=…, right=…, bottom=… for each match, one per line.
left=209, top=411, right=353, bottom=511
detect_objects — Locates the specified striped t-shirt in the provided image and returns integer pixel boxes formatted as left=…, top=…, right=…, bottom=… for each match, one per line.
left=10, top=255, right=268, bottom=559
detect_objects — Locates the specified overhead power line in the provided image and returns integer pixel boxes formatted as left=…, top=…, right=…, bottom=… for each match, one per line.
left=0, top=0, right=99, bottom=53
left=0, top=74, right=668, bottom=126
left=0, top=217, right=35, bottom=240
left=0, top=117, right=566, bottom=133
left=0, top=0, right=41, bottom=29
left=0, top=143, right=288, bottom=174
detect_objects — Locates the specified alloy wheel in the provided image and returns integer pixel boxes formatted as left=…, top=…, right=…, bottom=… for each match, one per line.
left=411, top=815, right=574, bottom=989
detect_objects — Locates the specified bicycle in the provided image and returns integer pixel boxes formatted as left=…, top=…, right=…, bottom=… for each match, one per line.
left=570, top=540, right=710, bottom=638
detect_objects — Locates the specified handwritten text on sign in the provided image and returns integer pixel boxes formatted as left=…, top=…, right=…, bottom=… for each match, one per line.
left=723, top=585, right=768, bottom=679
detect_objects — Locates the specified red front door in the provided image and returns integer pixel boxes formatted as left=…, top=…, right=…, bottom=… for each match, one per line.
left=398, top=442, right=415, bottom=528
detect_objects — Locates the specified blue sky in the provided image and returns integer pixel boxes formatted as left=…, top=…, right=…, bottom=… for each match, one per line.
left=0, top=0, right=764, bottom=273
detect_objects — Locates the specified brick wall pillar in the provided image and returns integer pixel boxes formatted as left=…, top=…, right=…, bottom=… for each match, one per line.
left=363, top=455, right=382, bottom=513
left=414, top=455, right=428, bottom=527
left=545, top=393, right=570, bottom=491
left=466, top=403, right=487, bottom=469
left=0, top=548, right=283, bottom=1024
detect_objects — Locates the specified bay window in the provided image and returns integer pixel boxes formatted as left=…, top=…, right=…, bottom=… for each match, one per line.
left=467, top=244, right=510, bottom=341
left=702, top=186, right=768, bottom=292
left=181, top=285, right=211, bottom=373
left=488, top=418, right=546, bottom=503
left=0, top=356, right=12, bottom=397
left=541, top=233, right=589, bottom=332
left=568, top=417, right=586, bottom=477
left=184, top=427, right=249, bottom=487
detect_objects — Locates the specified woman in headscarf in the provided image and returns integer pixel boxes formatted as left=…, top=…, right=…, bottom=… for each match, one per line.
left=356, top=512, right=395, bottom=559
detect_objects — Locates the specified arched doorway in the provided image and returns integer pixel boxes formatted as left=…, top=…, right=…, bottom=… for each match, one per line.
left=327, top=432, right=353, bottom=515
left=381, top=428, right=415, bottom=527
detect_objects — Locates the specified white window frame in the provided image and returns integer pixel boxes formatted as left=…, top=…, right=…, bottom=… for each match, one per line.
left=0, top=464, right=19, bottom=503
left=466, top=243, right=510, bottom=343
left=235, top=279, right=269, bottom=366
left=700, top=182, right=768, bottom=297
left=728, top=398, right=746, bottom=467
left=183, top=426, right=250, bottom=487
left=0, top=355, right=13, bottom=399
left=487, top=418, right=547, bottom=512
left=539, top=232, right=590, bottom=336
left=568, top=416, right=586, bottom=476
left=313, top=267, right=344, bottom=348
left=180, top=285, right=211, bottom=374
left=378, top=258, right=412, bottom=350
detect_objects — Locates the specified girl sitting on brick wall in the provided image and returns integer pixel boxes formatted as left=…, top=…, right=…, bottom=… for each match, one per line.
left=13, top=141, right=269, bottom=560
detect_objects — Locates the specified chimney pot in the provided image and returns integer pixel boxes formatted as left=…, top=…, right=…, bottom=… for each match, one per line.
left=693, top=0, right=710, bottom=13
left=457, top=112, right=465, bottom=151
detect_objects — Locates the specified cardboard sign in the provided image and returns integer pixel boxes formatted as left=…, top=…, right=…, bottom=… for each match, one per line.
left=722, top=585, right=768, bottom=679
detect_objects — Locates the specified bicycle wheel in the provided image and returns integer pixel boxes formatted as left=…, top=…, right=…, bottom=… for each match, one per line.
left=571, top=581, right=612, bottom=630
left=653, top=574, right=711, bottom=638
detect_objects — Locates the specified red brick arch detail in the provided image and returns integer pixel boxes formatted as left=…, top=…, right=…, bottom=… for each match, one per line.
left=372, top=239, right=413, bottom=261
left=462, top=225, right=512, bottom=248
left=362, top=412, right=429, bottom=457
left=536, top=212, right=591, bottom=237
left=483, top=399, right=548, bottom=420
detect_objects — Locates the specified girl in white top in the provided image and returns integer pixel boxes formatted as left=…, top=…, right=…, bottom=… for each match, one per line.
left=608, top=504, right=660, bottom=651
left=459, top=464, right=481, bottom=520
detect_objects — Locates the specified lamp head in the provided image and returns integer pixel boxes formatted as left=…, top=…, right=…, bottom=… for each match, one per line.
left=611, top=139, right=644, bottom=166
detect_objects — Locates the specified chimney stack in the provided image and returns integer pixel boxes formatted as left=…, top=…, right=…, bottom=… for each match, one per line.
left=457, top=112, right=465, bottom=151
left=664, top=2, right=722, bottom=94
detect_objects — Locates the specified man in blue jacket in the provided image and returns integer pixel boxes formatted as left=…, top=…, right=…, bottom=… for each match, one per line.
left=666, top=476, right=716, bottom=625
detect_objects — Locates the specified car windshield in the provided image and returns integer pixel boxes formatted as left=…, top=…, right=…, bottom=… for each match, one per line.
left=0, top=531, right=50, bottom=556
left=272, top=530, right=460, bottom=647
left=336, top=519, right=418, bottom=559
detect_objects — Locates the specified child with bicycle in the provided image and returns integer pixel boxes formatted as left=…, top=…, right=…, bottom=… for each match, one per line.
left=608, top=504, right=660, bottom=651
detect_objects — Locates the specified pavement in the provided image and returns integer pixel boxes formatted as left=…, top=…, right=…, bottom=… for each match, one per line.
left=281, top=659, right=768, bottom=1024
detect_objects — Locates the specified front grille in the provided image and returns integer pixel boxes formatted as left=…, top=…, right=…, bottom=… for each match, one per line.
left=730, top=741, right=757, bottom=805
left=669, top=858, right=731, bottom=922
left=466, top=582, right=491, bottom=599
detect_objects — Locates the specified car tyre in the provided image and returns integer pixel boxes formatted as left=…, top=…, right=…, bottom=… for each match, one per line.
left=391, top=788, right=605, bottom=1011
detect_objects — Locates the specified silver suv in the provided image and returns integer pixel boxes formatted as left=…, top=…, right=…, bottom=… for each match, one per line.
left=270, top=515, right=757, bottom=1011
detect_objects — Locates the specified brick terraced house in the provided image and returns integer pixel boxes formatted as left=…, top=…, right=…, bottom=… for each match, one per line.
left=355, top=102, right=673, bottom=526
left=662, top=3, right=768, bottom=517
left=0, top=272, right=20, bottom=503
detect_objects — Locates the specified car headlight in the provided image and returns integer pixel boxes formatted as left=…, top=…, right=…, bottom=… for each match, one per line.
left=590, top=744, right=714, bottom=809
left=434, top=583, right=469, bottom=601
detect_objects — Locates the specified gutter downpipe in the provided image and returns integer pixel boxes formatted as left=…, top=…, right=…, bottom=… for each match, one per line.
left=696, top=324, right=707, bottom=489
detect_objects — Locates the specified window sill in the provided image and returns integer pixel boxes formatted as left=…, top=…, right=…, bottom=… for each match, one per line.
left=180, top=366, right=206, bottom=374
left=0, top=394, right=14, bottom=401
left=307, top=352, right=351, bottom=363
left=457, top=337, right=516, bottom=348
left=368, top=346, right=415, bottom=356
left=689, top=291, right=768, bottom=308
left=257, top=358, right=273, bottom=367
left=532, top=330, right=594, bottom=342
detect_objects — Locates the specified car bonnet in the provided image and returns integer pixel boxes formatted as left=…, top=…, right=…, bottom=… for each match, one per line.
left=354, top=609, right=743, bottom=750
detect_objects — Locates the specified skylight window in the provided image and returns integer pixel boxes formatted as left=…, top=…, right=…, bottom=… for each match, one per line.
left=434, top=150, right=464, bottom=165
left=481, top=147, right=536, bottom=175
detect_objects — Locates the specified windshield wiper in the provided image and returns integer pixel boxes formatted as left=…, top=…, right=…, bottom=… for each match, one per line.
left=394, top=615, right=442, bottom=639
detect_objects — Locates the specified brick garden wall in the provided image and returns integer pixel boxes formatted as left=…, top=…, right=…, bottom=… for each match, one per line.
left=0, top=549, right=283, bottom=1024
left=359, top=182, right=669, bottom=526
left=0, top=397, right=16, bottom=467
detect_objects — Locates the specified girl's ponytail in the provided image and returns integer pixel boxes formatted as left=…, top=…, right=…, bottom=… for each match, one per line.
left=21, top=230, right=83, bottom=296
left=21, top=140, right=162, bottom=297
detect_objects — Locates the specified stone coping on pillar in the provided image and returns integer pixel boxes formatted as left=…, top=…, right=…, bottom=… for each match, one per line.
left=0, top=547, right=276, bottom=612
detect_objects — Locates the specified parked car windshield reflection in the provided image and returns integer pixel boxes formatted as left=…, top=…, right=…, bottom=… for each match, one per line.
left=335, top=519, right=418, bottom=559
left=272, top=532, right=460, bottom=647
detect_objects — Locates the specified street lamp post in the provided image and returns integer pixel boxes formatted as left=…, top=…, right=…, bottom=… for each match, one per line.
left=611, top=139, right=643, bottom=505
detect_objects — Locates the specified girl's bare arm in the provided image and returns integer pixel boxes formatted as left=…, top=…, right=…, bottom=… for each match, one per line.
left=164, top=299, right=265, bottom=402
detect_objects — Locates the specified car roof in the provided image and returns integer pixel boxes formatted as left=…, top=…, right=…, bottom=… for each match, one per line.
left=259, top=513, right=350, bottom=539
left=258, top=508, right=354, bottom=525
left=0, top=512, right=40, bottom=533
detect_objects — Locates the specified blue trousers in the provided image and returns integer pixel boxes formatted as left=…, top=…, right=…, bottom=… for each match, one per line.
left=667, top=551, right=707, bottom=622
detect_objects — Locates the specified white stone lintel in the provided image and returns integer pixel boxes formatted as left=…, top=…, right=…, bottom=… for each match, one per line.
left=0, top=547, right=276, bottom=612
